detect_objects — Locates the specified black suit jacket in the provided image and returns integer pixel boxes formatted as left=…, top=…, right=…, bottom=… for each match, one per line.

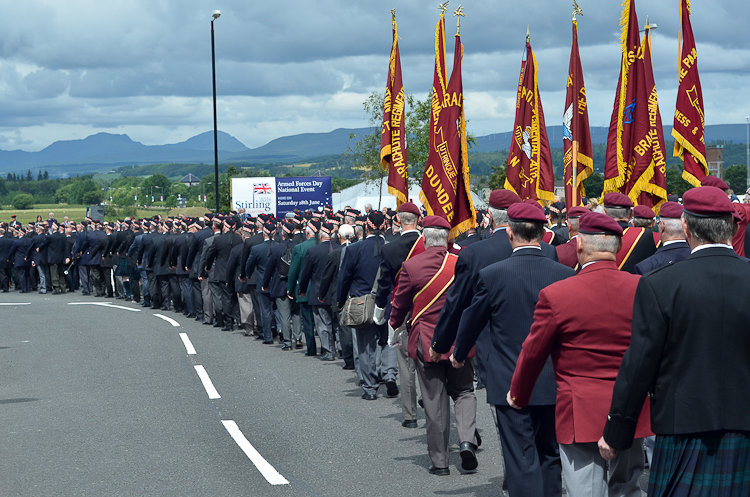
left=319, top=244, right=348, bottom=307
left=147, top=233, right=170, bottom=275
left=226, top=242, right=253, bottom=293
left=337, top=235, right=384, bottom=305
left=604, top=247, right=750, bottom=450
left=245, top=239, right=274, bottom=293
left=0, top=235, right=14, bottom=268
left=204, top=231, right=242, bottom=283
left=618, top=221, right=657, bottom=273
left=457, top=232, right=481, bottom=247
left=299, top=240, right=333, bottom=306
left=634, top=241, right=691, bottom=275
left=47, top=232, right=69, bottom=265
left=375, top=230, right=420, bottom=308
left=433, top=228, right=559, bottom=354
left=240, top=233, right=264, bottom=282
left=263, top=239, right=294, bottom=298
left=186, top=228, right=212, bottom=278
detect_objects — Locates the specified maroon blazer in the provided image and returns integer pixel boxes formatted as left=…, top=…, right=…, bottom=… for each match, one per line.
left=389, top=246, right=473, bottom=362
left=555, top=236, right=578, bottom=269
left=510, top=260, right=652, bottom=444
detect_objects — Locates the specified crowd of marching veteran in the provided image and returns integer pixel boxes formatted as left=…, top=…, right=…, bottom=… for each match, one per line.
left=1, top=173, right=749, bottom=497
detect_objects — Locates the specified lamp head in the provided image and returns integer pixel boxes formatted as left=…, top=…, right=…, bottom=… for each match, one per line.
left=212, top=10, right=221, bottom=20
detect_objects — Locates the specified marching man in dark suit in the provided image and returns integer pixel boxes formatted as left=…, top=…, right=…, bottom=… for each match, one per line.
left=299, top=222, right=336, bottom=360
left=374, top=201, right=423, bottom=409
left=390, top=216, right=478, bottom=476
left=634, top=202, right=691, bottom=275
left=509, top=212, right=651, bottom=497
left=601, top=186, right=750, bottom=496
left=601, top=192, right=656, bottom=273
left=555, top=206, right=588, bottom=269
left=448, top=202, right=574, bottom=497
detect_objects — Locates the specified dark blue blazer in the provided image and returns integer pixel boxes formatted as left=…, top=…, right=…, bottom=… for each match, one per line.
left=299, top=240, right=333, bottom=306
left=13, top=236, right=31, bottom=267
left=0, top=235, right=14, bottom=268
left=433, top=228, right=558, bottom=353
left=47, top=232, right=69, bottom=265
left=634, top=241, right=691, bottom=275
left=337, top=235, right=384, bottom=306
left=186, top=228, right=212, bottom=278
left=246, top=239, right=274, bottom=293
left=263, top=239, right=294, bottom=298
left=453, top=249, right=575, bottom=406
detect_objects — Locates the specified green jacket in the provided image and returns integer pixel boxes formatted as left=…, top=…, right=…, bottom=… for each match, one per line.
left=287, top=237, right=317, bottom=302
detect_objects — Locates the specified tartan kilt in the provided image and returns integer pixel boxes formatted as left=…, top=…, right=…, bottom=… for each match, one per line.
left=648, top=431, right=750, bottom=497
left=114, top=257, right=131, bottom=277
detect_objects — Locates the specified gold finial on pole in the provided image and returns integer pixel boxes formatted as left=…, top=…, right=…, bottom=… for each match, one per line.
left=439, top=1, right=449, bottom=16
left=453, top=5, right=465, bottom=35
left=391, top=8, right=396, bottom=25
left=572, top=0, right=583, bottom=21
left=526, top=25, right=530, bottom=43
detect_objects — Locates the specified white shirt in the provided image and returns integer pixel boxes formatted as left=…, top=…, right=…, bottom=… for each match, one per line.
left=513, top=245, right=542, bottom=253
left=691, top=243, right=733, bottom=254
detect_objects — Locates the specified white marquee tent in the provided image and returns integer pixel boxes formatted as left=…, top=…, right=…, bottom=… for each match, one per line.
left=332, top=180, right=487, bottom=212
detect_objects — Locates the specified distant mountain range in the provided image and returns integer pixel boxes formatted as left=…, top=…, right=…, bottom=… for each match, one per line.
left=0, top=124, right=746, bottom=178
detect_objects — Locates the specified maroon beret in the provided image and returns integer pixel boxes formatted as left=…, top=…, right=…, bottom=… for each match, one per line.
left=397, top=202, right=420, bottom=216
left=422, top=215, right=451, bottom=230
left=658, top=202, right=683, bottom=219
left=579, top=212, right=624, bottom=237
left=633, top=205, right=656, bottom=219
left=508, top=203, right=548, bottom=223
left=700, top=175, right=729, bottom=190
left=567, top=206, right=589, bottom=219
left=489, top=190, right=522, bottom=210
left=522, top=198, right=546, bottom=213
left=602, top=192, right=634, bottom=209
left=683, top=186, right=740, bottom=222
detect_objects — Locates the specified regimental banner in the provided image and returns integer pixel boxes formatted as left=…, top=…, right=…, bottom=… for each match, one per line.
left=419, top=15, right=475, bottom=239
left=604, top=0, right=642, bottom=197
left=672, top=0, right=708, bottom=187
left=563, top=19, right=593, bottom=208
left=380, top=20, right=409, bottom=206
left=603, top=0, right=667, bottom=212
left=630, top=28, right=667, bottom=211
left=504, top=37, right=555, bottom=204
left=231, top=177, right=332, bottom=218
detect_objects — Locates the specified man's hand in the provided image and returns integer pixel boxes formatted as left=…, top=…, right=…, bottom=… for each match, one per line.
left=428, top=346, right=441, bottom=362
left=261, top=287, right=267, bottom=292
left=450, top=353, right=464, bottom=368
left=287, top=293, right=294, bottom=300
left=506, top=391, right=521, bottom=410
left=65, top=258, right=70, bottom=264
left=198, top=276, right=204, bottom=281
left=239, top=277, right=246, bottom=283
left=299, top=292, right=306, bottom=298
left=318, top=297, right=325, bottom=303
left=373, top=306, right=386, bottom=326
left=598, top=437, right=618, bottom=461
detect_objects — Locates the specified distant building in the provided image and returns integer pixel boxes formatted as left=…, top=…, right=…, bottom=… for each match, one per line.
left=180, top=173, right=201, bottom=187
left=707, top=145, right=724, bottom=179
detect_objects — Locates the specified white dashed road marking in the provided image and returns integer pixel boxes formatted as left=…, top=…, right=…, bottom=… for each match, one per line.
left=221, top=420, right=290, bottom=485
left=194, top=365, right=221, bottom=399
left=0, top=302, right=31, bottom=305
left=68, top=302, right=140, bottom=312
left=179, top=333, right=196, bottom=355
left=153, top=313, right=180, bottom=327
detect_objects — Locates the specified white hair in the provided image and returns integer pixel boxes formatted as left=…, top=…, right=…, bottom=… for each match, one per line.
left=338, top=224, right=355, bottom=241
left=423, top=227, right=449, bottom=247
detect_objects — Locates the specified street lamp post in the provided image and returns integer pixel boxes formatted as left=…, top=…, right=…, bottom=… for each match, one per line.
left=211, top=10, right=221, bottom=213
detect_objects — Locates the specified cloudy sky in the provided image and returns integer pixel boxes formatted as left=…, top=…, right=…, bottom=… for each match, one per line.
left=0, top=0, right=747, bottom=152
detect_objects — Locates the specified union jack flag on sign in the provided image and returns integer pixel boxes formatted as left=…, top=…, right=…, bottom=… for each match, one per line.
left=254, top=183, right=272, bottom=195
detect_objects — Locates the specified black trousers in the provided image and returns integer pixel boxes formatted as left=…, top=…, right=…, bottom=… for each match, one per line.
left=169, top=274, right=182, bottom=311
left=191, top=277, right=203, bottom=319
left=494, top=404, right=561, bottom=497
left=148, top=271, right=161, bottom=308
left=209, top=281, right=225, bottom=325
left=89, top=265, right=103, bottom=296
left=16, top=266, right=30, bottom=293
left=158, top=275, right=171, bottom=309
left=101, top=266, right=113, bottom=297
left=0, top=267, right=9, bottom=292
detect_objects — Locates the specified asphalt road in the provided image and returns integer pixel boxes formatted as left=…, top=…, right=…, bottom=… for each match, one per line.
left=0, top=292, right=648, bottom=496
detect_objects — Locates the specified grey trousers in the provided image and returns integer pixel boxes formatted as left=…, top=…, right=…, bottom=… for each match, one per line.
left=356, top=323, right=382, bottom=395
left=559, top=439, right=644, bottom=497
left=201, top=278, right=213, bottom=323
left=415, top=352, right=478, bottom=468
left=312, top=305, right=334, bottom=358
left=396, top=328, right=417, bottom=422
left=50, top=264, right=66, bottom=293
left=238, top=292, right=256, bottom=332
left=377, top=325, right=398, bottom=382
left=276, top=297, right=301, bottom=346
left=79, top=265, right=89, bottom=293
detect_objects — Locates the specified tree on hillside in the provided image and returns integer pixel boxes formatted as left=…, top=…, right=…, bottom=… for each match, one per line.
left=666, top=166, right=694, bottom=197
left=723, top=164, right=747, bottom=193
left=583, top=172, right=605, bottom=199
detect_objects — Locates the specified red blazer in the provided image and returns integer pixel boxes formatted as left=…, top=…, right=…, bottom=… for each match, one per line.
left=389, top=246, right=473, bottom=362
left=555, top=236, right=578, bottom=269
left=732, top=203, right=750, bottom=257
left=509, top=260, right=652, bottom=444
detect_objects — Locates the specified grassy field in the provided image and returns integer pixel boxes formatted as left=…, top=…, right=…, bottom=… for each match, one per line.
left=0, top=204, right=211, bottom=224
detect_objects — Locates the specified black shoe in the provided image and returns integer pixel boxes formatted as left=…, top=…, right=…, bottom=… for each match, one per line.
left=254, top=335, right=264, bottom=340
left=361, top=393, right=377, bottom=401
left=376, top=376, right=385, bottom=384
left=213, top=323, right=222, bottom=328
left=262, top=340, right=274, bottom=344
left=295, top=340, right=303, bottom=349
left=428, top=465, right=450, bottom=476
left=402, top=420, right=418, bottom=428
left=475, top=429, right=482, bottom=448
left=418, top=398, right=424, bottom=409
left=161, top=306, right=169, bottom=311
left=186, top=313, right=196, bottom=318
left=459, top=442, right=478, bottom=471
left=342, top=364, right=355, bottom=370
left=385, top=381, right=399, bottom=398
left=305, top=352, right=317, bottom=357
left=281, top=345, right=292, bottom=351
left=221, top=326, right=234, bottom=331
left=116, top=296, right=125, bottom=300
